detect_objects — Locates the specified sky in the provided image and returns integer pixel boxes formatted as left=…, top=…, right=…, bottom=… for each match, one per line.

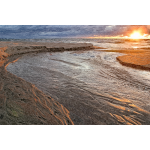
left=0, top=25, right=150, bottom=39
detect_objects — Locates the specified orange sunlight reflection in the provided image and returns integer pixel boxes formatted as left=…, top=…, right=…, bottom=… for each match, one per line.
left=130, top=31, right=143, bottom=39
left=88, top=32, right=150, bottom=39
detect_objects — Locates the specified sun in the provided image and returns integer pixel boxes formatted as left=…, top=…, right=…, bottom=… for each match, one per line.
left=130, top=31, right=143, bottom=39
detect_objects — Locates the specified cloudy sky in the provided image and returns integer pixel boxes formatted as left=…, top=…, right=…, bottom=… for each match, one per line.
left=0, top=25, right=150, bottom=39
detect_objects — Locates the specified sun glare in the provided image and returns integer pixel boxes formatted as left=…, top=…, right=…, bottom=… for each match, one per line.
left=130, top=31, right=143, bottom=39
left=89, top=31, right=150, bottom=39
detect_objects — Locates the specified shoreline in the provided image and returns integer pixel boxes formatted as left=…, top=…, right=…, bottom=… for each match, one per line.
left=0, top=57, right=73, bottom=125
left=0, top=42, right=96, bottom=125
left=99, top=49, right=150, bottom=71
left=1, top=41, right=150, bottom=124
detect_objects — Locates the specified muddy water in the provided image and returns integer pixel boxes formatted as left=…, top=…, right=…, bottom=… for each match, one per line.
left=7, top=50, right=150, bottom=124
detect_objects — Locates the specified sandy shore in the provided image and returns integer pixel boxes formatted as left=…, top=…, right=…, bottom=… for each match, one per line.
left=0, top=41, right=95, bottom=48
left=2, top=41, right=94, bottom=55
left=100, top=49, right=150, bottom=71
left=0, top=42, right=150, bottom=125
left=0, top=41, right=95, bottom=125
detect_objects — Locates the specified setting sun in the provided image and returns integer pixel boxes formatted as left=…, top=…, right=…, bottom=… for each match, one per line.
left=130, top=31, right=143, bottom=39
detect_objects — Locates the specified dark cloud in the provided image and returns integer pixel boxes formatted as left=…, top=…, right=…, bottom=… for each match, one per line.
left=0, top=25, right=150, bottom=39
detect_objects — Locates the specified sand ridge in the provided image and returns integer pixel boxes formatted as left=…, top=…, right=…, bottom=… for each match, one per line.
left=99, top=49, right=150, bottom=71
left=4, top=41, right=93, bottom=47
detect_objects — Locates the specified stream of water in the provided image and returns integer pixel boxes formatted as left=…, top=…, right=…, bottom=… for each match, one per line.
left=6, top=38, right=150, bottom=124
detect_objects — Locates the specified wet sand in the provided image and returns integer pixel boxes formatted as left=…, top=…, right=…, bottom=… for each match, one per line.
left=1, top=41, right=150, bottom=125
left=0, top=42, right=95, bottom=125
left=0, top=65, right=73, bottom=125
left=6, top=47, right=150, bottom=125
left=100, top=49, right=150, bottom=71
left=0, top=41, right=96, bottom=48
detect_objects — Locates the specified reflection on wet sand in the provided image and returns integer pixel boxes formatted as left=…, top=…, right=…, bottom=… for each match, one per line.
left=7, top=50, right=150, bottom=124
left=101, top=42, right=150, bottom=72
